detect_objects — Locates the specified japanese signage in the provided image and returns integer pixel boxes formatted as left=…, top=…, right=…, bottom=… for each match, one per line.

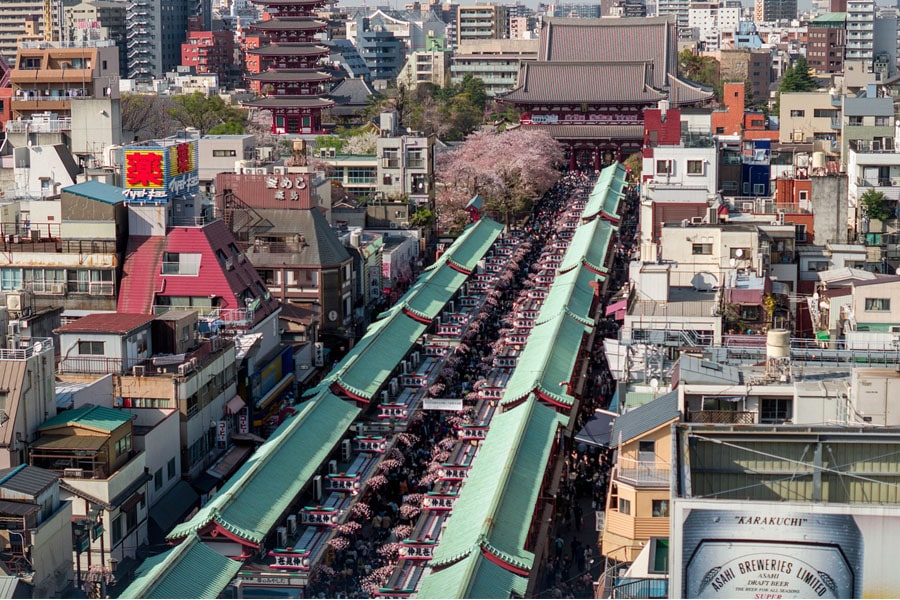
left=300, top=507, right=340, bottom=526
left=238, top=408, right=249, bottom=434
left=268, top=549, right=310, bottom=571
left=670, top=500, right=900, bottom=599
left=325, top=474, right=360, bottom=493
left=265, top=175, right=308, bottom=202
left=458, top=426, right=488, bottom=440
left=122, top=141, right=199, bottom=202
left=423, top=398, right=463, bottom=411
left=438, top=465, right=469, bottom=481
left=217, top=420, right=228, bottom=443
left=215, top=172, right=313, bottom=210
left=239, top=575, right=299, bottom=586
left=379, top=405, right=408, bottom=420
left=422, top=493, right=456, bottom=511
left=398, top=541, right=435, bottom=560
left=356, top=436, right=387, bottom=453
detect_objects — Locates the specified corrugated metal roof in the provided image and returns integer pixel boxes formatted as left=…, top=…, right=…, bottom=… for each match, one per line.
left=610, top=390, right=679, bottom=446
left=30, top=435, right=106, bottom=451
left=252, top=208, right=352, bottom=267
left=61, top=181, right=124, bottom=205
left=842, top=96, right=894, bottom=117
left=120, top=533, right=243, bottom=599
left=0, top=577, right=18, bottom=599
left=501, top=312, right=589, bottom=407
left=0, top=465, right=57, bottom=497
left=168, top=392, right=359, bottom=544
left=429, top=397, right=565, bottom=572
left=0, top=499, right=39, bottom=517
left=0, top=361, right=26, bottom=448
left=417, top=549, right=529, bottom=599
left=38, top=404, right=132, bottom=433
left=676, top=355, right=743, bottom=385
left=55, top=312, right=154, bottom=335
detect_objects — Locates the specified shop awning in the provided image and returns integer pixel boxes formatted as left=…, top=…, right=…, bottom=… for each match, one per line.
left=150, top=481, right=200, bottom=535
left=605, top=299, right=628, bottom=320
left=225, top=394, right=246, bottom=415
left=575, top=409, right=617, bottom=448
left=255, top=374, right=295, bottom=411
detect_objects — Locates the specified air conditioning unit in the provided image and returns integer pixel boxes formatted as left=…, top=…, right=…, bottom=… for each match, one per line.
left=313, top=475, right=323, bottom=501
left=401, top=359, right=409, bottom=373
left=286, top=514, right=298, bottom=535
left=381, top=390, right=390, bottom=404
left=691, top=216, right=703, bottom=224
left=328, top=459, right=338, bottom=473
left=177, top=363, right=191, bottom=376
left=341, top=439, right=352, bottom=462
left=389, top=222, right=398, bottom=229
left=411, top=351, right=420, bottom=367
left=237, top=253, right=246, bottom=264
left=63, top=468, right=84, bottom=478
left=273, top=166, right=287, bottom=175
left=742, top=202, right=755, bottom=211
left=400, top=222, right=410, bottom=229
left=132, top=365, right=146, bottom=376
left=224, top=258, right=234, bottom=270
left=892, top=178, right=900, bottom=186
left=389, top=378, right=399, bottom=396
left=276, top=526, right=288, bottom=547
left=6, top=291, right=31, bottom=314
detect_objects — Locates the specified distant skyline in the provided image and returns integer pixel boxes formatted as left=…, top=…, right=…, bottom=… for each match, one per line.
left=519, top=0, right=898, bottom=11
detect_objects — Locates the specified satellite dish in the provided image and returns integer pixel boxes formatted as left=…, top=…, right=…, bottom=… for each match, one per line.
left=32, top=342, right=42, bottom=354
left=730, top=258, right=737, bottom=267
left=649, top=378, right=659, bottom=390
left=735, top=248, right=744, bottom=258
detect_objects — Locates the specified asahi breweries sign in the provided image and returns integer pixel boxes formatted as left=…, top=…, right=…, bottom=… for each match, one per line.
left=669, top=501, right=900, bottom=599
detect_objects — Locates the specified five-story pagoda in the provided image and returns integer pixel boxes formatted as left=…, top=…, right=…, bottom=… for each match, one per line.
left=245, top=0, right=334, bottom=134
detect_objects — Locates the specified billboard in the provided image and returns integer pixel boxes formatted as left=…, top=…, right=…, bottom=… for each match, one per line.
left=671, top=499, right=900, bottom=599
left=122, top=141, right=199, bottom=202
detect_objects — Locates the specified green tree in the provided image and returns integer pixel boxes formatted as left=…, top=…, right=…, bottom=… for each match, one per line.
left=623, top=152, right=642, bottom=181
left=860, top=189, right=892, bottom=222
left=169, top=92, right=247, bottom=135
left=777, top=55, right=817, bottom=114
left=408, top=207, right=435, bottom=228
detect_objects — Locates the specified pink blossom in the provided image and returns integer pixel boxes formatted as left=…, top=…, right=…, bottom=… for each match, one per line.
left=392, top=524, right=413, bottom=540
left=336, top=521, right=361, bottom=536
left=349, top=502, right=372, bottom=520
left=397, top=432, right=419, bottom=447
left=400, top=503, right=422, bottom=519
left=367, top=474, right=388, bottom=490
left=378, top=542, right=401, bottom=559
left=328, top=536, right=350, bottom=551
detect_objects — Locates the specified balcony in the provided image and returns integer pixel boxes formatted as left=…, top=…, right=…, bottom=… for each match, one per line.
left=615, top=459, right=670, bottom=486
left=689, top=409, right=756, bottom=424
left=0, top=337, right=53, bottom=361
left=4, top=117, right=71, bottom=133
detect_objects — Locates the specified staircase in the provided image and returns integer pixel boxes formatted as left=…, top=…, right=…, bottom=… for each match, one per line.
left=117, top=236, right=166, bottom=314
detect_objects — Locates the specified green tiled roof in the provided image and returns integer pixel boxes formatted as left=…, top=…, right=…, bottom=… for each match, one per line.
left=334, top=311, right=427, bottom=399
left=811, top=11, right=845, bottom=23
left=443, top=218, right=504, bottom=272
left=583, top=163, right=627, bottom=221
left=417, top=549, right=529, bottom=599
left=537, top=264, right=600, bottom=326
left=502, top=312, right=589, bottom=407
left=560, top=218, right=617, bottom=275
left=429, top=397, right=565, bottom=573
left=168, top=392, right=359, bottom=544
left=39, top=405, right=132, bottom=433
left=119, top=533, right=242, bottom=599
left=390, top=257, right=469, bottom=322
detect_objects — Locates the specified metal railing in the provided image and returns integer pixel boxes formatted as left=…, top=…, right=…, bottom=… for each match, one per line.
left=4, top=118, right=71, bottom=133
left=0, top=337, right=53, bottom=361
left=19, top=40, right=116, bottom=49
left=689, top=410, right=756, bottom=424
left=612, top=578, right=669, bottom=599
left=615, top=459, right=670, bottom=486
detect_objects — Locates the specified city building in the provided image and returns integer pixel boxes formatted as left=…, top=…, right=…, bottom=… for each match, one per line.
left=656, top=0, right=690, bottom=28
left=845, top=0, right=875, bottom=65
left=778, top=92, right=835, bottom=144
left=839, top=86, right=894, bottom=166
left=0, top=465, right=73, bottom=597
left=374, top=110, right=435, bottom=209
left=61, top=0, right=127, bottom=76
left=807, top=12, right=846, bottom=75
left=397, top=45, right=452, bottom=90
left=180, top=24, right=238, bottom=89
left=353, top=17, right=406, bottom=81
left=450, top=38, right=538, bottom=97
left=125, top=0, right=191, bottom=81
left=243, top=0, right=334, bottom=135
left=0, top=1, right=47, bottom=64
left=687, top=1, right=741, bottom=52
left=753, top=0, right=797, bottom=21
left=547, top=3, right=602, bottom=17
left=456, top=4, right=509, bottom=46
left=718, top=48, right=772, bottom=107
left=345, top=8, right=447, bottom=54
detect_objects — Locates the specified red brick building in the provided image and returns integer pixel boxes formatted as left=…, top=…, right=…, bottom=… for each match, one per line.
left=181, top=21, right=238, bottom=88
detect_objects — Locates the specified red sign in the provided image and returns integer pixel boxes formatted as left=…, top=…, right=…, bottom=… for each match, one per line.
left=125, top=151, right=165, bottom=188
left=238, top=409, right=249, bottom=434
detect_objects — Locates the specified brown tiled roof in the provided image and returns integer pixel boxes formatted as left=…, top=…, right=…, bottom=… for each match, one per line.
left=503, top=61, right=665, bottom=104
left=243, top=96, right=335, bottom=109
left=538, top=16, right=676, bottom=89
left=246, top=18, right=327, bottom=30
left=246, top=44, right=329, bottom=56
left=246, top=69, right=331, bottom=82
left=521, top=124, right=644, bottom=140
left=56, top=313, right=155, bottom=335
left=668, top=74, right=715, bottom=106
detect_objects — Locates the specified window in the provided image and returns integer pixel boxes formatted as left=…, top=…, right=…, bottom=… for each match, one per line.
left=865, top=298, right=891, bottom=311
left=617, top=498, right=631, bottom=515
left=406, top=148, right=425, bottom=169
left=115, top=434, right=133, bottom=457
left=111, top=516, right=122, bottom=545
left=753, top=183, right=766, bottom=195
left=813, top=109, right=837, bottom=118
left=652, top=499, right=670, bottom=517
left=807, top=260, right=829, bottom=272
left=382, top=148, right=400, bottom=169
left=154, top=469, right=163, bottom=491
left=0, top=268, right=21, bottom=291
left=875, top=116, right=890, bottom=127
left=212, top=149, right=237, bottom=157
left=692, top=243, right=713, bottom=255
left=790, top=109, right=805, bottom=117
left=739, top=305, right=760, bottom=321
left=78, top=341, right=104, bottom=355
left=796, top=224, right=807, bottom=242
left=686, top=160, right=704, bottom=175
left=167, top=457, right=176, bottom=480
left=128, top=397, right=174, bottom=409
left=655, top=160, right=673, bottom=175
left=848, top=116, right=863, bottom=126
left=760, top=398, right=790, bottom=423
left=798, top=190, right=808, bottom=201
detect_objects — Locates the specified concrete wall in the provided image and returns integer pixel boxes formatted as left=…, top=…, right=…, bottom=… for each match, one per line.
left=810, top=175, right=849, bottom=244
left=30, top=500, right=74, bottom=598
left=69, top=98, right=122, bottom=160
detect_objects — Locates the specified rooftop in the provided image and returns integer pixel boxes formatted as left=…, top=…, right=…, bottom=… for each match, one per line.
left=55, top=313, right=154, bottom=335
left=38, top=404, right=133, bottom=433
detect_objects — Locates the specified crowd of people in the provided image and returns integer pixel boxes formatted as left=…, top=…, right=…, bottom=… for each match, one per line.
left=305, top=165, right=639, bottom=598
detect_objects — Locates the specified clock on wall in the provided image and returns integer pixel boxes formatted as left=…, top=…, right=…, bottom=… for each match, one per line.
left=328, top=310, right=338, bottom=322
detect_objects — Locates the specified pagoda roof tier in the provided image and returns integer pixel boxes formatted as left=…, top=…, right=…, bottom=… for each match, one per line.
left=246, top=44, right=330, bottom=56
left=245, top=96, right=335, bottom=109
left=502, top=61, right=666, bottom=105
left=246, top=18, right=328, bottom=31
left=522, top=124, right=644, bottom=141
left=667, top=73, right=714, bottom=106
left=247, top=69, right=332, bottom=82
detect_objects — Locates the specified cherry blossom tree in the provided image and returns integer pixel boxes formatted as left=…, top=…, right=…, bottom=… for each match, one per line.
left=435, top=128, right=564, bottom=234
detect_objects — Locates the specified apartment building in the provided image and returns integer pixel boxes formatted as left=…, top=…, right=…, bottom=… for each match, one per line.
left=807, top=12, right=846, bottom=75
left=450, top=38, right=538, bottom=97
left=456, top=4, right=509, bottom=46
left=0, top=1, right=46, bottom=64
